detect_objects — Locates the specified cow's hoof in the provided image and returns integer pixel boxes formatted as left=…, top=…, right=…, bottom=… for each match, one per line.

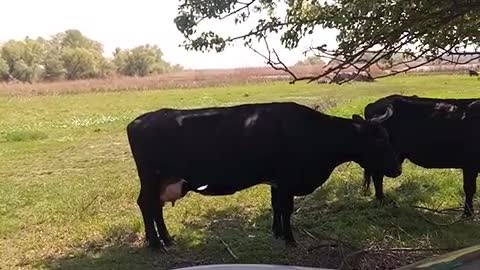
left=147, top=240, right=169, bottom=253
left=163, top=236, right=175, bottom=247
left=146, top=239, right=163, bottom=250
left=462, top=211, right=474, bottom=219
left=159, top=240, right=169, bottom=253
left=377, top=197, right=388, bottom=205
left=272, top=230, right=283, bottom=239
left=375, top=196, right=398, bottom=208
left=272, top=225, right=283, bottom=239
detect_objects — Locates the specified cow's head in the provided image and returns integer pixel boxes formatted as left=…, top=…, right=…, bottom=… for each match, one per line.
left=352, top=105, right=401, bottom=178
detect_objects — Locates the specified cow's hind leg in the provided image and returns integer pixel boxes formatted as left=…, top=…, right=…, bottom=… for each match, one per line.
left=280, top=190, right=296, bottom=247
left=270, top=186, right=296, bottom=246
left=271, top=186, right=283, bottom=238
left=462, top=169, right=478, bottom=217
left=137, top=184, right=161, bottom=249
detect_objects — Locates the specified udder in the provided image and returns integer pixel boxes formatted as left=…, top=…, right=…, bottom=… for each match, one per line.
left=159, top=178, right=187, bottom=207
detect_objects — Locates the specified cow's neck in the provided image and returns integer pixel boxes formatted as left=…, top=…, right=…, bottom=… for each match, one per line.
left=317, top=118, right=365, bottom=166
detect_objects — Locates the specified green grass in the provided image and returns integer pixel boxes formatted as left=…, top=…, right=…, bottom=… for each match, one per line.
left=2, top=130, right=48, bottom=142
left=1, top=74, right=480, bottom=270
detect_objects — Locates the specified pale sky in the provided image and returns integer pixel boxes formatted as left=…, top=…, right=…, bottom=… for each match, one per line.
left=0, top=0, right=338, bottom=69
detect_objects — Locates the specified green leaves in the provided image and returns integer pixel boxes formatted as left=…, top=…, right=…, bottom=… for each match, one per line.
left=186, top=32, right=227, bottom=52
left=175, top=0, right=480, bottom=81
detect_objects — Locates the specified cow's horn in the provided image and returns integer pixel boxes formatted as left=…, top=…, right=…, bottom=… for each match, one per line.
left=370, top=105, right=393, bottom=123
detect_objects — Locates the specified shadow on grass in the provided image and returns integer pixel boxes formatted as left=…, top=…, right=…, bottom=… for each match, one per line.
left=39, top=176, right=480, bottom=270
left=38, top=203, right=352, bottom=270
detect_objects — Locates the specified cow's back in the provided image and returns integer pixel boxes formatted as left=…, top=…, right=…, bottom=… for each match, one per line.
left=367, top=95, right=480, bottom=169
left=126, top=102, right=317, bottom=182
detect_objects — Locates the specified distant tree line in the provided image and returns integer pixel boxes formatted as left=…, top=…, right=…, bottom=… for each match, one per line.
left=0, top=29, right=182, bottom=83
left=296, top=53, right=480, bottom=69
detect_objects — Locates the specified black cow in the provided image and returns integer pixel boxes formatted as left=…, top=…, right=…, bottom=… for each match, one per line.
left=126, top=102, right=401, bottom=249
left=363, top=95, right=480, bottom=216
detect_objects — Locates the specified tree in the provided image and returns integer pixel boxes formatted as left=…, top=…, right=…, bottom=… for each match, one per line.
left=23, top=37, right=46, bottom=67
left=174, top=0, right=480, bottom=84
left=11, top=60, right=35, bottom=83
left=113, top=44, right=172, bottom=76
left=62, top=47, right=100, bottom=80
left=23, top=37, right=47, bottom=81
left=54, top=29, right=108, bottom=80
left=98, top=58, right=116, bottom=78
left=1, top=40, right=25, bottom=73
left=0, top=29, right=180, bottom=82
left=0, top=57, right=9, bottom=81
left=43, top=48, right=66, bottom=80
left=56, top=29, right=104, bottom=53
left=39, top=36, right=66, bottom=80
left=1, top=38, right=46, bottom=82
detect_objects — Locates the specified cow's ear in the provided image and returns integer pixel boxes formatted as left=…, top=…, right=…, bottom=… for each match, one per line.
left=352, top=114, right=365, bottom=132
left=352, top=122, right=364, bottom=133
left=352, top=114, right=365, bottom=123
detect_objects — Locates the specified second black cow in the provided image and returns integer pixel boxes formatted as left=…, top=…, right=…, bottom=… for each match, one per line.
left=363, top=94, right=480, bottom=216
left=126, top=102, right=401, bottom=249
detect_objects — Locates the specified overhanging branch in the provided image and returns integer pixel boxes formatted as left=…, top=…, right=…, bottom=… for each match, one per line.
left=248, top=38, right=479, bottom=85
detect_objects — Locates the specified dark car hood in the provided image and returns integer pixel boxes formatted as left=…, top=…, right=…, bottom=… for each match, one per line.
left=396, top=244, right=480, bottom=270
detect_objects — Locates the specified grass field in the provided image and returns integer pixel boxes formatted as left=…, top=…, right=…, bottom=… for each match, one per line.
left=1, top=74, right=480, bottom=270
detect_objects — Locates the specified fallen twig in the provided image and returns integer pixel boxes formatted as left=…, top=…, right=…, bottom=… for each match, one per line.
left=416, top=210, right=473, bottom=226
left=218, top=237, right=238, bottom=260
left=294, top=206, right=303, bottom=215
left=389, top=222, right=416, bottom=242
left=307, top=241, right=339, bottom=251
left=387, top=247, right=455, bottom=252
left=434, top=201, right=445, bottom=212
left=411, top=205, right=463, bottom=215
left=300, top=228, right=319, bottom=241
left=385, top=195, right=400, bottom=208
left=80, top=194, right=99, bottom=213
left=438, top=207, right=464, bottom=213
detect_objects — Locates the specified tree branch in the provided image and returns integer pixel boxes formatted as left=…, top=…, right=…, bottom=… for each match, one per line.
left=180, top=0, right=480, bottom=84
left=218, top=0, right=256, bottom=20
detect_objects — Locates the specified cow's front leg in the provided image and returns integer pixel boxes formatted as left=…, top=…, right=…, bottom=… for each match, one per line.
left=137, top=186, right=161, bottom=249
left=372, top=173, right=385, bottom=201
left=154, top=204, right=173, bottom=247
